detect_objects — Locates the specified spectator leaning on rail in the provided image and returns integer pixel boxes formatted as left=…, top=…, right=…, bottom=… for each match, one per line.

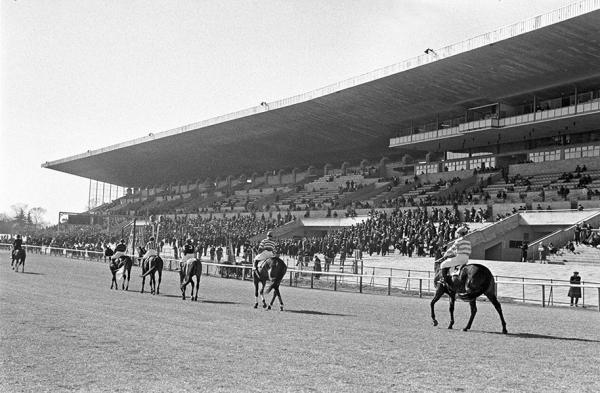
left=439, top=225, right=471, bottom=289
left=253, top=231, right=277, bottom=273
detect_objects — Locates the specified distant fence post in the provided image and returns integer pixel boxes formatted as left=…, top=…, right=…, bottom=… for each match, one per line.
left=541, top=284, right=546, bottom=307
left=388, top=277, right=391, bottom=296
left=419, top=279, right=423, bottom=298
left=334, top=275, right=337, bottom=291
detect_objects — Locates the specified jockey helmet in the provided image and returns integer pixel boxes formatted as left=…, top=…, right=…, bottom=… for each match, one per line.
left=267, top=231, right=273, bottom=237
left=17, top=234, right=22, bottom=239
left=149, top=236, right=155, bottom=241
left=457, top=226, right=469, bottom=236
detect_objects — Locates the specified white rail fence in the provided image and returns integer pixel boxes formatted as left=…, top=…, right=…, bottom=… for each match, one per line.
left=3, top=244, right=599, bottom=311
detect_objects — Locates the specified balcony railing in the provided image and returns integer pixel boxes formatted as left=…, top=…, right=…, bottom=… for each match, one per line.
left=390, top=99, right=600, bottom=148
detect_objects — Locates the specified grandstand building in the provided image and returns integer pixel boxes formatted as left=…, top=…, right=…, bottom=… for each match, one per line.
left=44, top=1, right=600, bottom=261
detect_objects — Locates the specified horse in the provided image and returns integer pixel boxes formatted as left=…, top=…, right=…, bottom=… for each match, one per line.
left=253, top=257, right=287, bottom=310
left=430, top=260, right=507, bottom=334
left=179, top=258, right=202, bottom=301
left=109, top=255, right=134, bottom=290
left=11, top=249, right=26, bottom=272
left=140, top=255, right=163, bottom=295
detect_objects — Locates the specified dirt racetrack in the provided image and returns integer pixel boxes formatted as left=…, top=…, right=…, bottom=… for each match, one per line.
left=1, top=251, right=599, bottom=393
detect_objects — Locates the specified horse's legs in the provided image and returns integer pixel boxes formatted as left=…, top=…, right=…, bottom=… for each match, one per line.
left=268, top=288, right=277, bottom=310
left=448, top=294, right=456, bottom=330
left=21, top=258, right=25, bottom=273
left=111, top=273, right=116, bottom=289
left=253, top=279, right=259, bottom=308
left=156, top=270, right=162, bottom=295
left=194, top=275, right=200, bottom=301
left=141, top=274, right=146, bottom=293
left=463, top=300, right=477, bottom=331
left=430, top=286, right=445, bottom=327
left=260, top=282, right=267, bottom=308
left=486, top=293, right=508, bottom=334
left=125, top=267, right=131, bottom=291
left=275, top=286, right=284, bottom=311
left=150, top=273, right=156, bottom=295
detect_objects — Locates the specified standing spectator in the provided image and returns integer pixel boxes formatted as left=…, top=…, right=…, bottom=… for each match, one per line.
left=313, top=255, right=322, bottom=279
left=574, top=224, right=581, bottom=245
left=568, top=271, right=582, bottom=307
left=520, top=241, right=529, bottom=262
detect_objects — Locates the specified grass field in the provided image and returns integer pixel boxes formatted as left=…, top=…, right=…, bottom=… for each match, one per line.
left=1, top=251, right=599, bottom=393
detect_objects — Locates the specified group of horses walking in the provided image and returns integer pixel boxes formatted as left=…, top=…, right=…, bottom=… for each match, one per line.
left=9, top=247, right=507, bottom=333
left=106, top=249, right=288, bottom=311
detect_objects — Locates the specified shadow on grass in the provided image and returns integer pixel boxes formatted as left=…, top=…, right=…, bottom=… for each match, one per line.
left=15, top=271, right=44, bottom=275
left=201, top=300, right=240, bottom=305
left=488, top=331, right=600, bottom=343
left=285, top=309, right=352, bottom=317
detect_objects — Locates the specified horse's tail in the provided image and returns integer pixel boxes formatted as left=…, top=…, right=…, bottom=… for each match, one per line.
left=141, top=266, right=156, bottom=277
left=266, top=260, right=287, bottom=293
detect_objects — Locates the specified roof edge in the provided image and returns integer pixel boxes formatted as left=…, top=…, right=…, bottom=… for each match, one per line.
left=43, top=0, right=600, bottom=170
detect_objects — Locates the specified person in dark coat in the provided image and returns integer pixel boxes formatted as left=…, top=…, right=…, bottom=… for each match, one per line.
left=568, top=271, right=582, bottom=307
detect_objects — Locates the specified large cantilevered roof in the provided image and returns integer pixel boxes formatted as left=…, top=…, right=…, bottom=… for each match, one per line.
left=43, top=1, right=600, bottom=188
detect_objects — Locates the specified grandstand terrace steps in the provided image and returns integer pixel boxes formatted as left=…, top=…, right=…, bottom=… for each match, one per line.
left=545, top=244, right=600, bottom=266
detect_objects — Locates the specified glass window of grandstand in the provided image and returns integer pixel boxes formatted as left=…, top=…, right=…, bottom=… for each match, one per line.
left=445, top=160, right=468, bottom=172
left=581, top=145, right=600, bottom=157
left=544, top=150, right=561, bottom=161
left=415, top=164, right=439, bottom=175
left=469, top=157, right=495, bottom=171
left=529, top=150, right=561, bottom=163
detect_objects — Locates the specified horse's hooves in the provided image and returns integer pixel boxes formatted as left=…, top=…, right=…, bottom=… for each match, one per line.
left=502, top=329, right=508, bottom=334
left=262, top=304, right=267, bottom=309
left=432, top=320, right=438, bottom=327
left=447, top=326, right=453, bottom=330
left=462, top=328, right=469, bottom=332
left=253, top=304, right=258, bottom=309
left=280, top=307, right=284, bottom=311
left=267, top=305, right=272, bottom=310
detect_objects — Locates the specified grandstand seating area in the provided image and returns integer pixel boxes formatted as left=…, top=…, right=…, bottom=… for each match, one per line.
left=88, top=154, right=600, bottom=229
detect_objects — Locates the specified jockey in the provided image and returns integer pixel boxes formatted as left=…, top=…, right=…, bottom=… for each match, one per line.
left=440, top=225, right=471, bottom=289
left=143, top=236, right=159, bottom=260
left=13, top=234, right=23, bottom=251
left=112, top=239, right=127, bottom=260
left=181, top=238, right=196, bottom=263
left=254, top=231, right=277, bottom=272
left=12, top=234, right=23, bottom=258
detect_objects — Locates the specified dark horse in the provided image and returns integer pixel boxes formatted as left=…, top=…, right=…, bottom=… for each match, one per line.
left=140, top=255, right=163, bottom=295
left=431, top=260, right=507, bottom=334
left=11, top=249, right=26, bottom=272
left=253, top=257, right=287, bottom=310
left=179, top=258, right=202, bottom=301
left=109, top=256, right=134, bottom=290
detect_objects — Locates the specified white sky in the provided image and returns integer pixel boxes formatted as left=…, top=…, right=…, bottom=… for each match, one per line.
left=0, top=0, right=577, bottom=224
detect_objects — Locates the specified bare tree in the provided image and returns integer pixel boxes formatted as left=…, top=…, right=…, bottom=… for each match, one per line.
left=29, top=207, right=48, bottom=228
